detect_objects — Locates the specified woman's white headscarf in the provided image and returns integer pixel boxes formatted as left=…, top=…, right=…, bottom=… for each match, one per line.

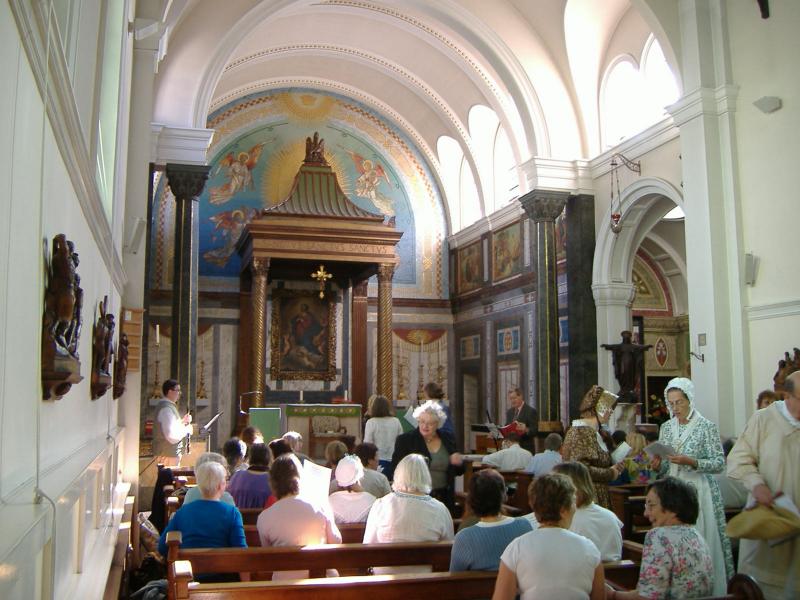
left=664, top=377, right=696, bottom=420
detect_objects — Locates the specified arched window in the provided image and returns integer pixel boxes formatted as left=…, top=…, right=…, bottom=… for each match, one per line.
left=437, top=135, right=483, bottom=233
left=468, top=105, right=499, bottom=210
left=493, top=125, right=517, bottom=208
left=601, top=37, right=679, bottom=149
left=437, top=136, right=465, bottom=232
left=459, top=158, right=481, bottom=228
left=641, top=35, right=679, bottom=114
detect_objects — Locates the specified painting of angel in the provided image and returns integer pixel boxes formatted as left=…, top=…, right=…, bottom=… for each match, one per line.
left=208, top=143, right=265, bottom=205
left=203, top=206, right=259, bottom=268
left=347, top=150, right=394, bottom=215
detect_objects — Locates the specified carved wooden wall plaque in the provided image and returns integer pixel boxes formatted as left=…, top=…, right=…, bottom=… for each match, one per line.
left=42, top=234, right=84, bottom=400
left=91, top=295, right=115, bottom=399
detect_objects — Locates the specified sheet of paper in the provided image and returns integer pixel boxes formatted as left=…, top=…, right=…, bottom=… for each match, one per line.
left=611, top=441, right=631, bottom=463
left=643, top=441, right=676, bottom=459
left=767, top=495, right=800, bottom=547
left=403, top=408, right=418, bottom=428
left=300, top=460, right=332, bottom=510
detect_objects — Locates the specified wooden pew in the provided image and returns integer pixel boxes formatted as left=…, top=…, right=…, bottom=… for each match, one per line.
left=166, top=532, right=453, bottom=582
left=171, top=562, right=648, bottom=600
left=242, top=523, right=366, bottom=546
left=173, top=569, right=498, bottom=600
left=606, top=573, right=764, bottom=600
left=167, top=532, right=639, bottom=599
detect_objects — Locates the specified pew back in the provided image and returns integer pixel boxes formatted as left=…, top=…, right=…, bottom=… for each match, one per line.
left=173, top=570, right=498, bottom=600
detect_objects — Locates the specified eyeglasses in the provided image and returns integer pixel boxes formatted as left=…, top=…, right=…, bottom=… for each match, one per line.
left=645, top=500, right=660, bottom=510
left=667, top=399, right=687, bottom=408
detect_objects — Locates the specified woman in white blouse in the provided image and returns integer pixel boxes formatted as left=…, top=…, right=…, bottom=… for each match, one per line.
left=493, top=473, right=605, bottom=600
left=553, top=461, right=623, bottom=561
left=363, top=395, right=403, bottom=479
left=364, top=453, right=454, bottom=544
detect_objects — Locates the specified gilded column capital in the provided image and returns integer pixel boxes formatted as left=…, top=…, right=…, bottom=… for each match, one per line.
left=519, top=189, right=569, bottom=222
left=251, top=257, right=270, bottom=277
left=165, top=163, right=211, bottom=202
left=377, top=263, right=396, bottom=282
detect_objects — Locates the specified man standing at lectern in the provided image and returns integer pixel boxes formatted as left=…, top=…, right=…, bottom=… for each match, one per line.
left=505, top=387, right=538, bottom=452
left=153, top=379, right=193, bottom=466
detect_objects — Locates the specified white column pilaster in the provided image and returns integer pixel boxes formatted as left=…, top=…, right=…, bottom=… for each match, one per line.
left=592, top=283, right=635, bottom=391
left=667, top=0, right=749, bottom=434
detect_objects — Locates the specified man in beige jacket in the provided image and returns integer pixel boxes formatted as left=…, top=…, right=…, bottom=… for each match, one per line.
left=728, top=371, right=800, bottom=600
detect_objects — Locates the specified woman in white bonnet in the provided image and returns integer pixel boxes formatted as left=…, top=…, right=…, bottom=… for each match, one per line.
left=651, top=377, right=733, bottom=595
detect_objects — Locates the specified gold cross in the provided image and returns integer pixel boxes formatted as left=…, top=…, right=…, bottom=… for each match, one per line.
left=311, top=264, right=333, bottom=298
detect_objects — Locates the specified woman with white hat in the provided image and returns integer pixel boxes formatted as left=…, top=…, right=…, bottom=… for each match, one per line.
left=328, top=454, right=377, bottom=523
left=650, top=377, right=733, bottom=595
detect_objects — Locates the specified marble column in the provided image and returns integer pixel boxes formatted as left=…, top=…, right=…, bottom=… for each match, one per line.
left=376, top=264, right=395, bottom=399
left=566, top=194, right=598, bottom=420
left=351, top=280, right=368, bottom=410
left=250, top=257, right=270, bottom=408
left=520, top=190, right=568, bottom=428
left=165, top=164, right=210, bottom=415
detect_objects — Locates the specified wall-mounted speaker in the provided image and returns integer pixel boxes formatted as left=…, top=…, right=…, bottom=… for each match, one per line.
left=744, top=252, right=758, bottom=286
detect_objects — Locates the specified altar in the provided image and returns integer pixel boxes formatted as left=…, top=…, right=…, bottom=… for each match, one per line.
left=282, top=403, right=362, bottom=460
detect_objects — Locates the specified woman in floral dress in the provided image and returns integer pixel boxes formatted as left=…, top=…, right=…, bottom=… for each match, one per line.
left=562, top=385, right=623, bottom=509
left=608, top=477, right=713, bottom=599
left=651, top=377, right=733, bottom=595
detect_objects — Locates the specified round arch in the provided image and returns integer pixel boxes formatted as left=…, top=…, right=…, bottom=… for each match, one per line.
left=592, top=176, right=684, bottom=389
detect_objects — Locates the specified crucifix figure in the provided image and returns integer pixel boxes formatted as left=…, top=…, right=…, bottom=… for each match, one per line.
left=310, top=264, right=333, bottom=298
left=601, top=330, right=653, bottom=403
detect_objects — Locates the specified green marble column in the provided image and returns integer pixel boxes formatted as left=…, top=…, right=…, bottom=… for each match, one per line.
left=520, top=189, right=568, bottom=428
left=165, top=163, right=210, bottom=415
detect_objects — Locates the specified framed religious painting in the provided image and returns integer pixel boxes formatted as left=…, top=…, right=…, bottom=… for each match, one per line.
left=491, top=221, right=523, bottom=282
left=270, top=289, right=336, bottom=380
left=457, top=241, right=483, bottom=294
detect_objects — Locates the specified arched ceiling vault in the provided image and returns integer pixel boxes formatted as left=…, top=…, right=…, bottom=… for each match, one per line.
left=152, top=0, right=681, bottom=233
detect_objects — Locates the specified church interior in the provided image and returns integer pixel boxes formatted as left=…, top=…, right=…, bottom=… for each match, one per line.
left=1, top=0, right=798, bottom=598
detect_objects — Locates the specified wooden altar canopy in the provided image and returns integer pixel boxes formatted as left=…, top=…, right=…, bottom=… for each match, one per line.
left=237, top=133, right=403, bottom=412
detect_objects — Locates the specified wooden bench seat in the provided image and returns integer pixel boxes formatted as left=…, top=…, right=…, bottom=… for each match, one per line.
left=172, top=569, right=498, bottom=600
left=167, top=532, right=641, bottom=600
left=171, top=563, right=643, bottom=600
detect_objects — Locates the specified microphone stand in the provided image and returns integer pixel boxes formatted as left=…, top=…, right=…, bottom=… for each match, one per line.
left=238, top=390, right=261, bottom=416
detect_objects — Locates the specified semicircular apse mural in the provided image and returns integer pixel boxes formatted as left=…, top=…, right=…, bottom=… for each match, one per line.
left=151, top=88, right=448, bottom=299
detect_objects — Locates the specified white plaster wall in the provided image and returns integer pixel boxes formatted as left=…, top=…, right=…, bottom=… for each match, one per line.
left=0, top=2, right=131, bottom=598
left=726, top=1, right=800, bottom=402
left=729, top=2, right=800, bottom=305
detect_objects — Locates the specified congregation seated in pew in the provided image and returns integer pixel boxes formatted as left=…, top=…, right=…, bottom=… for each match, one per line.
left=182, top=452, right=235, bottom=507
left=481, top=432, right=532, bottom=471
left=554, top=461, right=624, bottom=562
left=158, top=461, right=246, bottom=582
left=227, top=442, right=273, bottom=508
left=364, top=453, right=453, bottom=547
left=493, top=472, right=606, bottom=600
left=223, top=437, right=247, bottom=474
left=524, top=432, right=563, bottom=476
left=450, top=469, right=531, bottom=572
left=354, top=442, right=392, bottom=498
left=608, top=476, right=714, bottom=599
left=328, top=454, right=376, bottom=523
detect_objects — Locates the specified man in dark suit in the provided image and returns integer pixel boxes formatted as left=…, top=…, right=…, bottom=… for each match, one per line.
left=505, top=387, right=538, bottom=452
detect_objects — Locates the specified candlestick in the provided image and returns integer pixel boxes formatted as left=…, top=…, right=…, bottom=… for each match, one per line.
left=155, top=324, right=160, bottom=346
left=299, top=389, right=304, bottom=403
left=344, top=389, right=348, bottom=402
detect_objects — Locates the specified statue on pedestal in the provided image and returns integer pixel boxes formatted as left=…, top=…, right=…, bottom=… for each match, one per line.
left=602, top=330, right=652, bottom=403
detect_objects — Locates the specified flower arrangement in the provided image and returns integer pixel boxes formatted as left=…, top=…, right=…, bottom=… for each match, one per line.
left=647, top=394, right=670, bottom=425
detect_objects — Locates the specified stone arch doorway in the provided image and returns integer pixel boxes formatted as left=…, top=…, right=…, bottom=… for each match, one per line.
left=592, top=177, right=686, bottom=396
